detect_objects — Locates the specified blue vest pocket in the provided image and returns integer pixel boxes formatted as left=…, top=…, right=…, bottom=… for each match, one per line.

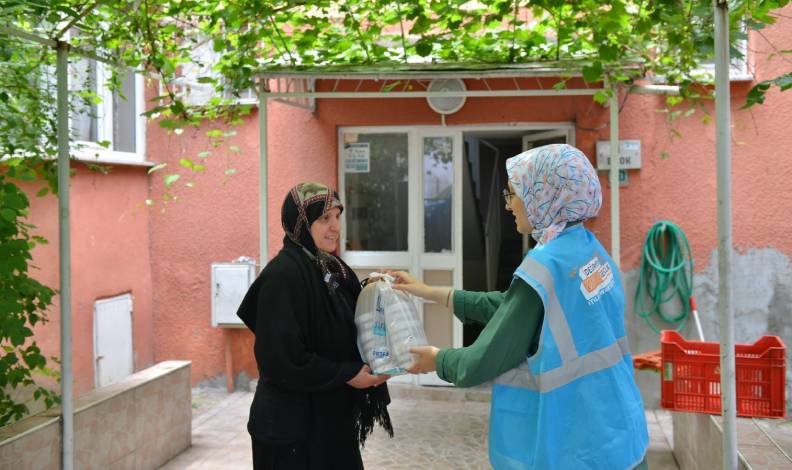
left=490, top=384, right=539, bottom=468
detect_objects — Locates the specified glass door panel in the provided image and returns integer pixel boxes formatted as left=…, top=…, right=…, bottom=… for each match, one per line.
left=422, top=136, right=454, bottom=254
left=343, top=133, right=409, bottom=252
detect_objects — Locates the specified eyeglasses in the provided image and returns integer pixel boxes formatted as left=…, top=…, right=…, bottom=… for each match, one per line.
left=502, top=188, right=515, bottom=205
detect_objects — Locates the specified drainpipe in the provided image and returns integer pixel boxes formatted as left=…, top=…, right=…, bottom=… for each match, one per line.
left=714, top=0, right=737, bottom=468
left=224, top=331, right=234, bottom=392
left=606, top=78, right=620, bottom=268
left=56, top=39, right=74, bottom=470
left=258, top=88, right=269, bottom=267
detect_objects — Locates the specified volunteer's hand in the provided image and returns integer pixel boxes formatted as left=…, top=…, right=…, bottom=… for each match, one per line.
left=406, top=346, right=440, bottom=374
left=388, top=270, right=453, bottom=307
left=388, top=270, right=433, bottom=299
left=347, top=364, right=390, bottom=389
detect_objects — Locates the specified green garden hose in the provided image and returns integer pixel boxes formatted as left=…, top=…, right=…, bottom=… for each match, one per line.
left=633, top=221, right=694, bottom=334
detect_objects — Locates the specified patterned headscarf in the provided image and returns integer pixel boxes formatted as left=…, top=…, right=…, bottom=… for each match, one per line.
left=281, top=182, right=349, bottom=291
left=506, top=144, right=602, bottom=245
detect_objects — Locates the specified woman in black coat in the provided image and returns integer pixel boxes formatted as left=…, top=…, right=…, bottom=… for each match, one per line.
left=237, top=182, right=393, bottom=470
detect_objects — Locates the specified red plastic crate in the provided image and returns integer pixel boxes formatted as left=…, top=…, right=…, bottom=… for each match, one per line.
left=660, top=330, right=786, bottom=418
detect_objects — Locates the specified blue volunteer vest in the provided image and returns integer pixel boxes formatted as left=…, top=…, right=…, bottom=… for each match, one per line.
left=489, top=225, right=648, bottom=470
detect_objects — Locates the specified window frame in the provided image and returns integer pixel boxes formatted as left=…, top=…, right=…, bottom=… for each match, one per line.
left=695, top=31, right=753, bottom=82
left=70, top=59, right=149, bottom=166
left=338, top=127, right=413, bottom=269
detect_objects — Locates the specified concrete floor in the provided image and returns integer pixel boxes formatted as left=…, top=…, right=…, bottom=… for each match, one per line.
left=159, top=386, right=679, bottom=469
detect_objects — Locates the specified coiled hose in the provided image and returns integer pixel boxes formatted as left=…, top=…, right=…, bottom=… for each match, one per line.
left=633, top=221, right=694, bottom=334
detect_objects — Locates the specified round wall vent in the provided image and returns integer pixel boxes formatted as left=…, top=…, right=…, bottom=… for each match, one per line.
left=426, top=79, right=466, bottom=115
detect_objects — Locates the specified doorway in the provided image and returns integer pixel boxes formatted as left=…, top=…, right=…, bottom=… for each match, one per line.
left=338, top=124, right=573, bottom=379
left=461, top=129, right=568, bottom=346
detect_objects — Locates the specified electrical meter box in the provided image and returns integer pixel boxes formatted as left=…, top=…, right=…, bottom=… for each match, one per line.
left=211, top=262, right=256, bottom=327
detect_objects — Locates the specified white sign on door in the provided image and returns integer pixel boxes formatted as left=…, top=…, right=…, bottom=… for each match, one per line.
left=344, top=142, right=370, bottom=173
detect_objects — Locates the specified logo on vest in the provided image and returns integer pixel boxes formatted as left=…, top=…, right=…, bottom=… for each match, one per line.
left=579, top=255, right=615, bottom=304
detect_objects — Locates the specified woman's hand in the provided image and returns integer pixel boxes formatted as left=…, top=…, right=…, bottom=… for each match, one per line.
left=347, top=364, right=390, bottom=389
left=406, top=346, right=440, bottom=374
left=388, top=270, right=450, bottom=305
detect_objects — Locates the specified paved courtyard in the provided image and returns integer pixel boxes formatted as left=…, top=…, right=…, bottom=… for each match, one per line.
left=160, top=386, right=679, bottom=469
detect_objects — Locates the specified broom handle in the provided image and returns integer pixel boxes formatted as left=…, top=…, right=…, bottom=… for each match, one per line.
left=690, top=296, right=705, bottom=341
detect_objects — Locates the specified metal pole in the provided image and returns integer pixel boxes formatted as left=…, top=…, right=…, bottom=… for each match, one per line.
left=261, top=89, right=601, bottom=99
left=713, top=0, right=737, bottom=468
left=56, top=40, right=73, bottom=470
left=608, top=80, right=621, bottom=268
left=258, top=91, right=269, bottom=266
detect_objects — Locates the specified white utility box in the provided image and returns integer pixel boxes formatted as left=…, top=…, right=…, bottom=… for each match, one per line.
left=211, top=262, right=257, bottom=327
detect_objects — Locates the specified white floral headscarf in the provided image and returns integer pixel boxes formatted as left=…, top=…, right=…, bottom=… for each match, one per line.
left=506, top=144, right=602, bottom=245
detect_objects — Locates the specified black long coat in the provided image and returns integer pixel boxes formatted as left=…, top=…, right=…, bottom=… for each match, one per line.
left=237, top=240, right=370, bottom=469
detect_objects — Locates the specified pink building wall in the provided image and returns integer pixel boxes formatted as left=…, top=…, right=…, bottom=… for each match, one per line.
left=26, top=165, right=154, bottom=396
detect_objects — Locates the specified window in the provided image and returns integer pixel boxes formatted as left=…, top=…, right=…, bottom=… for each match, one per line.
left=173, top=39, right=260, bottom=107
left=694, top=22, right=753, bottom=82
left=173, top=40, right=314, bottom=110
left=697, top=36, right=752, bottom=82
left=70, top=58, right=147, bottom=164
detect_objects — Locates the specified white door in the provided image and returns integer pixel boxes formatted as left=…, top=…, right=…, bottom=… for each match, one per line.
left=414, top=129, right=463, bottom=385
left=94, top=293, right=134, bottom=387
left=339, top=128, right=464, bottom=386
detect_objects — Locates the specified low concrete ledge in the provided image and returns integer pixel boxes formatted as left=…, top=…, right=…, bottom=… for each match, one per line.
left=673, top=412, right=792, bottom=469
left=0, top=360, right=192, bottom=470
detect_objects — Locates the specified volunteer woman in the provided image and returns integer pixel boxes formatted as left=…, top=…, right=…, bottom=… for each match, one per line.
left=237, top=182, right=393, bottom=470
left=391, top=144, right=648, bottom=470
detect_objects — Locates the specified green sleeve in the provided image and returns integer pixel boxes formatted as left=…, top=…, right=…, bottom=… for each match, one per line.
left=451, top=289, right=507, bottom=325
left=436, top=280, right=543, bottom=387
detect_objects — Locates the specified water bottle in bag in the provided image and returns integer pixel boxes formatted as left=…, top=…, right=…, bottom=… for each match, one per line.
left=354, top=274, right=428, bottom=375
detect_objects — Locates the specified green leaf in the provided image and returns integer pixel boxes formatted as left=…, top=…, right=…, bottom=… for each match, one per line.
left=3, top=193, right=26, bottom=210
left=410, top=16, right=431, bottom=35
left=582, top=62, right=603, bottom=83
left=415, top=40, right=433, bottom=57
left=198, top=151, right=212, bottom=158
left=593, top=90, right=609, bottom=104
left=598, top=44, right=619, bottom=62
left=224, top=168, right=238, bottom=176
left=743, top=83, right=769, bottom=108
left=382, top=81, right=402, bottom=92
left=776, top=73, right=792, bottom=91
left=666, top=96, right=684, bottom=107
left=35, top=188, right=49, bottom=198
left=179, top=158, right=194, bottom=170
left=0, top=209, right=16, bottom=222
left=164, top=174, right=181, bottom=187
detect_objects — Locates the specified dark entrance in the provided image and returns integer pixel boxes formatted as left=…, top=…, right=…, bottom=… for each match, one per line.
left=461, top=131, right=566, bottom=346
